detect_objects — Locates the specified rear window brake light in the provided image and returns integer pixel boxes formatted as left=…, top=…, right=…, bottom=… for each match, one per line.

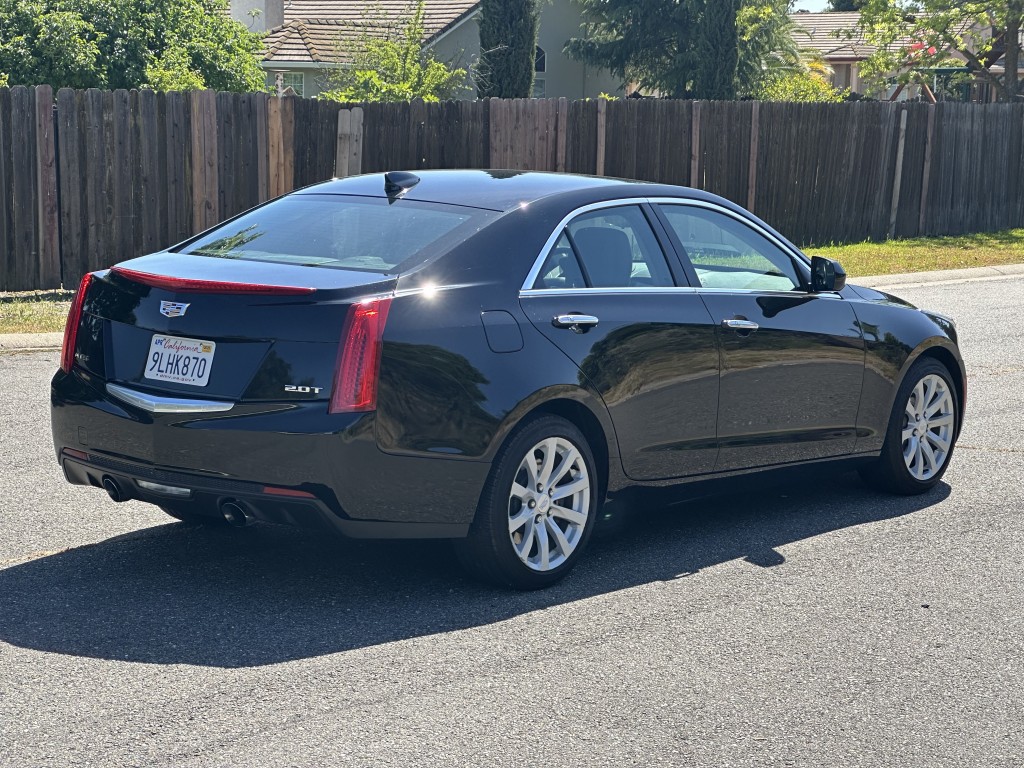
left=110, top=267, right=316, bottom=295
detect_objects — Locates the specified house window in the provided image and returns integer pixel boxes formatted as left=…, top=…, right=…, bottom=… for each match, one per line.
left=535, top=46, right=546, bottom=74
left=281, top=72, right=304, bottom=96
left=833, top=63, right=852, bottom=90
left=533, top=79, right=546, bottom=98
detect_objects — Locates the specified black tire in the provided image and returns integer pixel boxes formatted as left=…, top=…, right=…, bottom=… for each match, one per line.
left=859, top=357, right=959, bottom=495
left=455, top=415, right=600, bottom=590
left=159, top=504, right=229, bottom=526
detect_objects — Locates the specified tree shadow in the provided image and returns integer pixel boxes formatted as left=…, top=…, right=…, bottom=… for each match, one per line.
left=0, top=472, right=949, bottom=668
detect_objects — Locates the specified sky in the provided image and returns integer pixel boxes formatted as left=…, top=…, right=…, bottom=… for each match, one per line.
left=792, top=0, right=829, bottom=10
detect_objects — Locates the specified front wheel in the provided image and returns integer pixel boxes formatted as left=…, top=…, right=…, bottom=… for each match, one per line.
left=456, top=415, right=599, bottom=590
left=859, top=358, right=959, bottom=495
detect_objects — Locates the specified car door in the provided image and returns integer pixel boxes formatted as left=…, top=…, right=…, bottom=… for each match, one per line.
left=654, top=201, right=866, bottom=472
left=519, top=202, right=721, bottom=480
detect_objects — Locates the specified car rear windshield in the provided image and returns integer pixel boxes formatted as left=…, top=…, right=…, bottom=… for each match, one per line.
left=177, top=194, right=497, bottom=273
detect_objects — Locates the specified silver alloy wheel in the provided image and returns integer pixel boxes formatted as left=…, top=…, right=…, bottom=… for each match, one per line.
left=902, top=373, right=956, bottom=481
left=508, top=436, right=591, bottom=572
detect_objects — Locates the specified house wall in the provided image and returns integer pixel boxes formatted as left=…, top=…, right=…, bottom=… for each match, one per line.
left=231, top=0, right=283, bottom=33
left=535, top=0, right=623, bottom=98
left=261, top=0, right=622, bottom=101
left=428, top=0, right=624, bottom=99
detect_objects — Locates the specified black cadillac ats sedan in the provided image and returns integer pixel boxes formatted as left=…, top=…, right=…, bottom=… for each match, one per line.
left=51, top=170, right=965, bottom=589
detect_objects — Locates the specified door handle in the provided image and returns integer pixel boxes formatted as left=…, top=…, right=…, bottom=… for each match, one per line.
left=722, top=318, right=760, bottom=332
left=552, top=314, right=599, bottom=333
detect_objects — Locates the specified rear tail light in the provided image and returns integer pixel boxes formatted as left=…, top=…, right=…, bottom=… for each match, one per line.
left=329, top=298, right=393, bottom=414
left=60, top=273, right=94, bottom=373
left=110, top=267, right=315, bottom=295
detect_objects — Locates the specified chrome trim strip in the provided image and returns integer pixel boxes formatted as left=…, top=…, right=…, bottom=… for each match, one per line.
left=518, top=195, right=812, bottom=295
left=520, top=286, right=698, bottom=297
left=519, top=286, right=841, bottom=299
left=106, top=383, right=235, bottom=414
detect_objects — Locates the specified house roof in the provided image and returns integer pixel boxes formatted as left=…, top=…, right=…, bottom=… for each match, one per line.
left=264, top=0, right=480, bottom=64
left=790, top=11, right=983, bottom=63
left=790, top=12, right=877, bottom=60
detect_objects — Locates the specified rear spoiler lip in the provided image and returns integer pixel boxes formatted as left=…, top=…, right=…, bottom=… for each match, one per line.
left=109, top=267, right=317, bottom=296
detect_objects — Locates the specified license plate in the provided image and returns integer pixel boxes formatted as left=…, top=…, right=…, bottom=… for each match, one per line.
left=144, top=334, right=216, bottom=387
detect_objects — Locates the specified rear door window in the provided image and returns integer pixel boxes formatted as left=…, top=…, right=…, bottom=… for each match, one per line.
left=533, top=205, right=675, bottom=289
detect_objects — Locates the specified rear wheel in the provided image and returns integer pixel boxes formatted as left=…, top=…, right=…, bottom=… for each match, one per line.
left=859, top=358, right=959, bottom=495
left=456, top=415, right=599, bottom=590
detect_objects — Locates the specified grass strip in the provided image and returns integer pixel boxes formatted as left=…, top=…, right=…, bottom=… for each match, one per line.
left=804, top=229, right=1024, bottom=277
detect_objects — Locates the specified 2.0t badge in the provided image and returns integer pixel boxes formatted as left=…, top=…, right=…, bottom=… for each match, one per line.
left=159, top=301, right=191, bottom=318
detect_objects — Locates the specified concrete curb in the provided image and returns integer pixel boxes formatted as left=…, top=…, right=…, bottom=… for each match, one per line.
left=2, top=263, right=1023, bottom=352
left=854, top=263, right=1024, bottom=289
left=0, top=332, right=64, bottom=352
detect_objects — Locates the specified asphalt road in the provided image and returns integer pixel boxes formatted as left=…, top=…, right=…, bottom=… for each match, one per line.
left=1, top=275, right=1022, bottom=767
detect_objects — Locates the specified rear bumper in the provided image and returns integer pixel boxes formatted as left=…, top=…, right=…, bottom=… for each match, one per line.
left=59, top=451, right=467, bottom=538
left=51, top=369, right=488, bottom=538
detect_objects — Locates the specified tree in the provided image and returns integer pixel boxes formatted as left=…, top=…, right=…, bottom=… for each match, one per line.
left=737, top=0, right=804, bottom=96
left=477, top=0, right=543, bottom=98
left=0, top=0, right=265, bottom=91
left=854, top=0, right=1024, bottom=102
left=320, top=1, right=468, bottom=103
left=828, top=0, right=866, bottom=10
left=695, top=0, right=741, bottom=99
left=566, top=0, right=703, bottom=98
left=737, top=0, right=838, bottom=98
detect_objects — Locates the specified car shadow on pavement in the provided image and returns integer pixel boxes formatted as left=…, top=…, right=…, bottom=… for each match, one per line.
left=0, top=472, right=950, bottom=668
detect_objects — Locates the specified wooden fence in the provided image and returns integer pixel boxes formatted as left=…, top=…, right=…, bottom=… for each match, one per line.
left=2, top=87, right=1024, bottom=291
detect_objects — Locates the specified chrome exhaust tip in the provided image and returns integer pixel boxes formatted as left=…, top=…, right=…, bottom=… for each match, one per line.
left=220, top=500, right=251, bottom=527
left=101, top=476, right=126, bottom=503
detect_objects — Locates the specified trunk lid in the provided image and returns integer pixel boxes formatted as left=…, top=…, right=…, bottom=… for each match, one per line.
left=78, top=253, right=396, bottom=403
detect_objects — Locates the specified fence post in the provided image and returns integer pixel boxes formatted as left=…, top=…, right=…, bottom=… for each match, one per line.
left=191, top=90, right=219, bottom=231
left=595, top=99, right=607, bottom=176
left=888, top=107, right=909, bottom=239
left=267, top=96, right=283, bottom=198
left=556, top=97, right=568, bottom=172
left=335, top=108, right=351, bottom=178
left=35, top=85, right=60, bottom=288
left=690, top=101, right=702, bottom=188
left=349, top=106, right=363, bottom=176
left=918, top=104, right=936, bottom=235
left=747, top=101, right=759, bottom=212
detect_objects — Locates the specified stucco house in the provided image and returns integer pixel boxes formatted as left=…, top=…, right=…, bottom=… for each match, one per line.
left=231, top=0, right=622, bottom=100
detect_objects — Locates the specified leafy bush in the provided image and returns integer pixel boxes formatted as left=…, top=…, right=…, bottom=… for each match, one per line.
left=756, top=71, right=848, bottom=102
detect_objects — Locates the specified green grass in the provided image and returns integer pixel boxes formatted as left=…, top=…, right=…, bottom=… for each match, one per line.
left=0, top=297, right=71, bottom=334
left=804, top=229, right=1024, bottom=278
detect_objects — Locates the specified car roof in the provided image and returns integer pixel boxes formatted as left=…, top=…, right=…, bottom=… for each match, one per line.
left=296, top=169, right=707, bottom=212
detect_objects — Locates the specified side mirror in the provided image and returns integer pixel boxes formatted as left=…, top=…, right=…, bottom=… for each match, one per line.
left=811, top=256, right=847, bottom=293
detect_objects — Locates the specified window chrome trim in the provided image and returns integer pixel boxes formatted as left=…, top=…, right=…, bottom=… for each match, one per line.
left=106, top=383, right=235, bottom=414
left=519, top=196, right=811, bottom=295
left=519, top=198, right=657, bottom=292
left=520, top=286, right=698, bottom=297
